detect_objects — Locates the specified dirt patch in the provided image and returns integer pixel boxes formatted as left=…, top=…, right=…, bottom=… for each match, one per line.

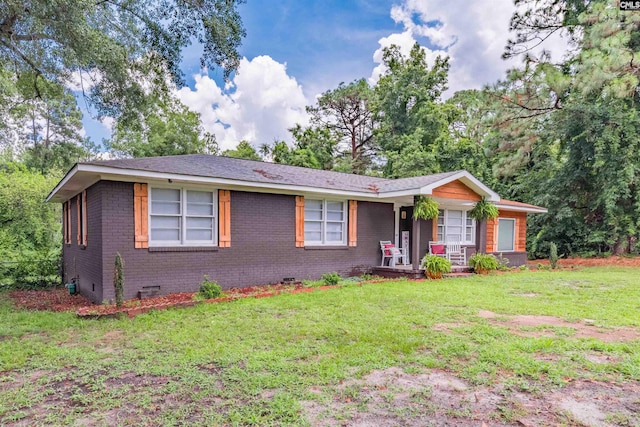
left=531, top=256, right=640, bottom=268
left=8, top=288, right=93, bottom=312
left=301, top=368, right=640, bottom=427
left=478, top=310, right=640, bottom=342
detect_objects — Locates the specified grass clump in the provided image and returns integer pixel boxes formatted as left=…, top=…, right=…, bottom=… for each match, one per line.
left=321, top=272, right=341, bottom=286
left=198, top=275, right=222, bottom=299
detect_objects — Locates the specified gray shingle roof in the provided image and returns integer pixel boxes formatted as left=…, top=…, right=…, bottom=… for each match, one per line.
left=86, top=155, right=392, bottom=193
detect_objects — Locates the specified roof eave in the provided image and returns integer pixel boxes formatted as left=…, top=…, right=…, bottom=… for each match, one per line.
left=494, top=203, right=548, bottom=214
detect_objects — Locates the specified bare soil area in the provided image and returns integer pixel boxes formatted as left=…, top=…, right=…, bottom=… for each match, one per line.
left=476, top=310, right=640, bottom=343
left=531, top=256, right=640, bottom=268
left=302, top=367, right=640, bottom=427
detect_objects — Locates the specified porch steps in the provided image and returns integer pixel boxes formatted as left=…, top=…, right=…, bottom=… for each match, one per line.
left=372, top=264, right=474, bottom=279
left=445, top=265, right=474, bottom=278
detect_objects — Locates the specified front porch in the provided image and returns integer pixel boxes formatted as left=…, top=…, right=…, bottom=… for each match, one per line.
left=372, top=264, right=473, bottom=279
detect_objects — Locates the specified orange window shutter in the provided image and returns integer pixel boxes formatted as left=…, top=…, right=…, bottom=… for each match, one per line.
left=218, top=190, right=231, bottom=247
left=76, top=195, right=81, bottom=245
left=295, top=196, right=304, bottom=247
left=66, top=200, right=72, bottom=244
left=82, top=190, right=88, bottom=246
left=133, top=183, right=149, bottom=249
left=348, top=200, right=357, bottom=247
left=62, top=202, right=67, bottom=244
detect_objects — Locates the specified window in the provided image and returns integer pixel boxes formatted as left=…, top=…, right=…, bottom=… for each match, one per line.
left=149, top=187, right=216, bottom=246
left=304, top=199, right=346, bottom=245
left=436, top=209, right=475, bottom=244
left=497, top=218, right=515, bottom=252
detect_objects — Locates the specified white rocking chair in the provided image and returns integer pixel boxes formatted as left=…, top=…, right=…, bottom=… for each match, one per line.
left=446, top=240, right=466, bottom=265
left=379, top=241, right=407, bottom=267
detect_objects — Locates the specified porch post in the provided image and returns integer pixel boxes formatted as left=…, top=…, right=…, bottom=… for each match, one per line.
left=476, top=221, right=487, bottom=254
left=411, top=196, right=421, bottom=268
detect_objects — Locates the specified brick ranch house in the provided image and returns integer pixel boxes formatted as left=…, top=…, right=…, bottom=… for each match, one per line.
left=46, top=155, right=546, bottom=303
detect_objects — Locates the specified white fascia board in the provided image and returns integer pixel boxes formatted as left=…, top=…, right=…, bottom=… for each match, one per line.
left=495, top=203, right=548, bottom=214
left=421, top=171, right=501, bottom=201
left=60, top=164, right=382, bottom=201
left=45, top=164, right=78, bottom=202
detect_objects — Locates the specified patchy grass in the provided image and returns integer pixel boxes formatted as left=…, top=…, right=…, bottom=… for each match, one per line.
left=1, top=267, right=640, bottom=425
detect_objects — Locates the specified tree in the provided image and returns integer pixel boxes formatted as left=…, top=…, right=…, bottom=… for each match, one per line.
left=304, top=79, right=377, bottom=173
left=221, top=141, right=261, bottom=161
left=373, top=42, right=452, bottom=177
left=0, top=162, right=61, bottom=286
left=0, top=0, right=245, bottom=124
left=0, top=71, right=88, bottom=172
left=107, top=98, right=215, bottom=158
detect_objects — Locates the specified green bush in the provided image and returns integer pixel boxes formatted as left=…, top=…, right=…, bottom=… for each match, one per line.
left=496, top=253, right=511, bottom=271
left=321, top=272, right=341, bottom=286
left=199, top=275, right=222, bottom=299
left=114, top=252, right=124, bottom=307
left=549, top=242, right=559, bottom=269
left=421, top=255, right=451, bottom=279
left=468, top=253, right=499, bottom=274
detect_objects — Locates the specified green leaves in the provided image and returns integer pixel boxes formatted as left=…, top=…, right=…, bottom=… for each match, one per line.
left=468, top=198, right=499, bottom=222
left=0, top=0, right=245, bottom=121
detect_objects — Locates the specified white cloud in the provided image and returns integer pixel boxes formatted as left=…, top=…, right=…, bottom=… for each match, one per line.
left=371, top=0, right=570, bottom=97
left=177, top=56, right=309, bottom=151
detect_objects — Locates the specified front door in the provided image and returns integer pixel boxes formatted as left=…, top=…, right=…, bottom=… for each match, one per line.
left=399, top=206, right=413, bottom=261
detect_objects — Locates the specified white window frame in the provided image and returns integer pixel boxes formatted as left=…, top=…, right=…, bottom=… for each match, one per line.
left=148, top=186, right=217, bottom=247
left=436, top=209, right=476, bottom=245
left=304, top=199, right=347, bottom=246
left=497, top=218, right=516, bottom=252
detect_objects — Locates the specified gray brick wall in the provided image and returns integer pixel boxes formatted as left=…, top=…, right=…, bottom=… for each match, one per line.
left=62, top=183, right=103, bottom=302
left=69, top=181, right=394, bottom=302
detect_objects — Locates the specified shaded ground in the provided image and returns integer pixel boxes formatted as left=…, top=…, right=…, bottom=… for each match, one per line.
left=8, top=288, right=92, bottom=312
left=302, top=367, right=640, bottom=427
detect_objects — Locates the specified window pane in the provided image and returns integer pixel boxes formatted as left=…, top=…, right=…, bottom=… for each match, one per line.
left=326, top=232, right=343, bottom=242
left=186, top=191, right=212, bottom=204
left=151, top=201, right=181, bottom=215
left=152, top=188, right=180, bottom=202
left=326, top=201, right=343, bottom=211
left=304, top=221, right=322, bottom=232
left=497, top=219, right=515, bottom=251
left=187, top=217, right=212, bottom=229
left=151, top=228, right=180, bottom=241
left=326, top=210, right=343, bottom=221
left=305, top=210, right=322, bottom=220
left=305, top=200, right=323, bottom=210
left=187, top=203, right=213, bottom=216
left=305, top=231, right=322, bottom=241
left=151, top=216, right=180, bottom=229
left=187, top=229, right=213, bottom=241
left=326, top=222, right=343, bottom=233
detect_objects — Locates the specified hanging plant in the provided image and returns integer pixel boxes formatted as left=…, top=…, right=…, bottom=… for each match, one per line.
left=468, top=197, right=499, bottom=221
left=413, top=196, right=439, bottom=220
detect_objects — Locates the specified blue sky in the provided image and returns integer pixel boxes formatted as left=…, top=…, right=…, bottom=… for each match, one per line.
left=83, top=0, right=552, bottom=151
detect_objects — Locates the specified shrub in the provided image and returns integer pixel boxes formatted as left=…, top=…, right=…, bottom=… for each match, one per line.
left=468, top=253, right=499, bottom=274
left=114, top=252, right=124, bottom=307
left=549, top=242, right=559, bottom=269
left=199, top=275, right=222, bottom=299
left=496, top=253, right=511, bottom=271
left=321, top=272, right=341, bottom=286
left=421, top=255, right=452, bottom=279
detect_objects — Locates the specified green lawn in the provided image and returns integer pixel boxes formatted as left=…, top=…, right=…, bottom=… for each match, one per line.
left=1, top=267, right=640, bottom=426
